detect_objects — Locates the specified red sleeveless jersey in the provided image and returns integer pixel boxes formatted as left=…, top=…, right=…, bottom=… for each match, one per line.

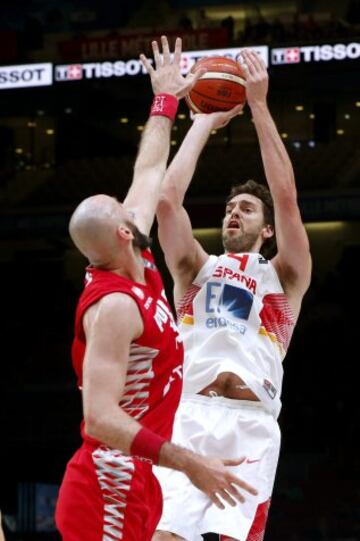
left=72, top=250, right=183, bottom=444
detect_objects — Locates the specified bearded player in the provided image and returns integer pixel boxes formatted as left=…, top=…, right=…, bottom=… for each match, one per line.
left=153, top=49, right=312, bottom=541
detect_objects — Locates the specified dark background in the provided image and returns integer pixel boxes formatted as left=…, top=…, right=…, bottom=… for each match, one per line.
left=0, top=0, right=360, bottom=540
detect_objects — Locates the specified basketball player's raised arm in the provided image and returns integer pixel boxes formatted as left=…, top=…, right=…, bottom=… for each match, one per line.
left=242, top=50, right=311, bottom=310
left=157, top=107, right=242, bottom=296
left=82, top=292, right=258, bottom=509
left=123, top=36, right=204, bottom=236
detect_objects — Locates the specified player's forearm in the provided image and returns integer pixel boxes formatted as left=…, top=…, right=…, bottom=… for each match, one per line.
left=85, top=405, right=145, bottom=454
left=158, top=440, right=199, bottom=472
left=161, top=116, right=212, bottom=207
left=251, top=102, right=297, bottom=200
left=85, top=407, right=194, bottom=469
left=133, top=116, right=172, bottom=178
left=124, top=116, right=173, bottom=228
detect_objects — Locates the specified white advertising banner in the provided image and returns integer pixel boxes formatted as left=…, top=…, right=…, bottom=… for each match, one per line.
left=271, top=42, right=360, bottom=65
left=0, top=63, right=53, bottom=90
left=54, top=45, right=269, bottom=82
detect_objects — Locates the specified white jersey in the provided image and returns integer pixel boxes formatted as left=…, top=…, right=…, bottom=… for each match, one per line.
left=176, top=252, right=295, bottom=419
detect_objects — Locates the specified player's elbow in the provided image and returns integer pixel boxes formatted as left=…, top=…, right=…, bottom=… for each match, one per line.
left=157, top=186, right=181, bottom=212
left=83, top=411, right=102, bottom=440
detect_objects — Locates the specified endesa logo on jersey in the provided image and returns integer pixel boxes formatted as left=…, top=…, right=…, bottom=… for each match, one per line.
left=0, top=63, right=53, bottom=90
left=271, top=42, right=360, bottom=65
left=55, top=59, right=149, bottom=81
left=205, top=282, right=252, bottom=335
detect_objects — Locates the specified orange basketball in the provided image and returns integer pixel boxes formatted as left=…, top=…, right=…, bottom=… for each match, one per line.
left=185, top=56, right=247, bottom=114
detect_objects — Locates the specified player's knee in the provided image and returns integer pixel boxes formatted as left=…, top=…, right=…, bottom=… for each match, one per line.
left=152, top=531, right=186, bottom=541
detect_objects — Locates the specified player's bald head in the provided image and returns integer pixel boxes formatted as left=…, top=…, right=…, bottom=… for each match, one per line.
left=69, top=194, right=128, bottom=266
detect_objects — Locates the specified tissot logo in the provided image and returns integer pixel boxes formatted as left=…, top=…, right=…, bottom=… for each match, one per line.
left=272, top=42, right=360, bottom=64
left=0, top=63, right=53, bottom=90
left=55, top=60, right=148, bottom=81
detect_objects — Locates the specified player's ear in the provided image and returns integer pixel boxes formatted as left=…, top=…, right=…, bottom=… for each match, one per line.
left=117, top=225, right=134, bottom=242
left=262, top=224, right=274, bottom=239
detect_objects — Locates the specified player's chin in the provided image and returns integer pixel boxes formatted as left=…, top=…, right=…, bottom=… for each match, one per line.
left=225, top=227, right=241, bottom=235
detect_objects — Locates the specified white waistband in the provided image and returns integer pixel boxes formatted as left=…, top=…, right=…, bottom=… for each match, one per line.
left=181, top=392, right=266, bottom=410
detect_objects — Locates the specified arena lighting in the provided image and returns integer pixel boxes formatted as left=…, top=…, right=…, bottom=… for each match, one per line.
left=177, top=114, right=186, bottom=120
left=295, top=105, right=304, bottom=111
left=136, top=125, right=144, bottom=131
left=344, top=114, right=350, bottom=119
left=171, top=140, right=177, bottom=146
left=194, top=222, right=347, bottom=237
left=336, top=129, right=345, bottom=135
left=15, top=148, right=23, bottom=154
left=308, top=140, right=316, bottom=147
left=37, top=109, right=45, bottom=116
left=305, top=221, right=346, bottom=232
left=356, top=102, right=360, bottom=107
left=64, top=107, right=73, bottom=114
left=293, top=141, right=301, bottom=149
left=309, top=113, right=315, bottom=119
left=211, top=130, right=217, bottom=135
left=120, top=117, right=129, bottom=123
left=281, top=133, right=288, bottom=139
left=172, top=125, right=178, bottom=131
left=46, top=128, right=55, bottom=135
left=27, top=121, right=36, bottom=127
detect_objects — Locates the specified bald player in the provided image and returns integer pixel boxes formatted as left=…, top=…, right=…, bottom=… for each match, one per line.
left=153, top=49, right=312, bottom=540
left=55, top=37, right=257, bottom=541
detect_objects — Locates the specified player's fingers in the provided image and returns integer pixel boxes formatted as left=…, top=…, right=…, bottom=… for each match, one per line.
left=229, top=475, right=258, bottom=496
left=217, top=489, right=237, bottom=507
left=210, top=492, right=225, bottom=510
left=161, top=35, right=171, bottom=64
left=227, top=482, right=246, bottom=504
left=248, top=49, right=265, bottom=73
left=241, top=50, right=257, bottom=77
left=139, top=54, right=154, bottom=74
left=188, top=66, right=206, bottom=86
left=228, top=104, right=244, bottom=117
left=152, top=40, right=162, bottom=68
left=173, top=37, right=182, bottom=65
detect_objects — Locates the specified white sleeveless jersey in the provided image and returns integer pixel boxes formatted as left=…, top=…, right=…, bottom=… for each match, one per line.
left=176, top=253, right=295, bottom=419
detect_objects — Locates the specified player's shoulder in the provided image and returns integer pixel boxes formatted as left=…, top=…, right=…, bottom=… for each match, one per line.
left=87, top=292, right=141, bottom=323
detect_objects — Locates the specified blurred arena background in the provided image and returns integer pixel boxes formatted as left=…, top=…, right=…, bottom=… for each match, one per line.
left=0, top=0, right=359, bottom=539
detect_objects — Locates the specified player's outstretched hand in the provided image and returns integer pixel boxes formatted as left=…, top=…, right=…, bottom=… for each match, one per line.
left=183, top=454, right=258, bottom=509
left=191, top=104, right=244, bottom=130
left=140, top=35, right=206, bottom=99
left=240, top=49, right=269, bottom=108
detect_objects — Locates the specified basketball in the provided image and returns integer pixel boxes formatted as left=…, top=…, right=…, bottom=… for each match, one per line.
left=185, top=56, right=247, bottom=114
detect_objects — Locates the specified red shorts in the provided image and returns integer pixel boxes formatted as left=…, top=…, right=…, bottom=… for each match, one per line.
left=56, top=442, right=162, bottom=541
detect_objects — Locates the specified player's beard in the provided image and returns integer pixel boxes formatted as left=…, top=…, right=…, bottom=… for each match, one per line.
left=222, top=229, right=260, bottom=254
left=125, top=221, right=152, bottom=250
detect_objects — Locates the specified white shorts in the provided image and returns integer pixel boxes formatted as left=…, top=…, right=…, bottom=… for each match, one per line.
left=154, top=393, right=281, bottom=541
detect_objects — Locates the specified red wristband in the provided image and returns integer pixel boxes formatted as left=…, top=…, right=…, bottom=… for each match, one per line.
left=130, top=427, right=167, bottom=465
left=150, top=93, right=179, bottom=121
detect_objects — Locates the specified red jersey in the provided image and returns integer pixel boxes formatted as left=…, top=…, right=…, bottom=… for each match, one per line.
left=72, top=249, right=183, bottom=443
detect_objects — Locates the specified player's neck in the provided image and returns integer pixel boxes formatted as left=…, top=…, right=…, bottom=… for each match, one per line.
left=111, top=249, right=146, bottom=285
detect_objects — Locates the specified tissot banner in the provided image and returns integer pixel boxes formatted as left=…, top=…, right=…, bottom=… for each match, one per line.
left=0, top=63, right=53, bottom=89
left=271, top=42, right=360, bottom=65
left=54, top=45, right=269, bottom=82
